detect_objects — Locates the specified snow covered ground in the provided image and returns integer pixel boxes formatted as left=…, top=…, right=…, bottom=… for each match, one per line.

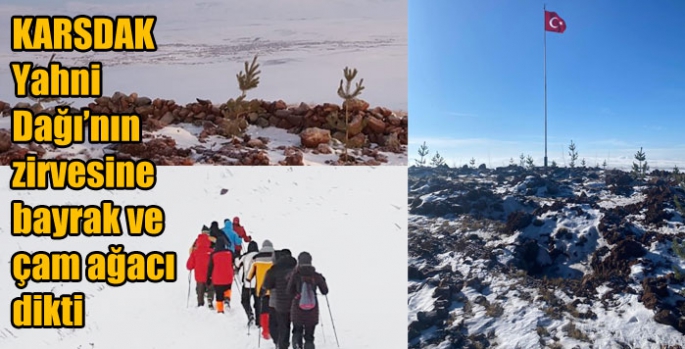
left=408, top=166, right=685, bottom=348
left=0, top=0, right=407, bottom=111
left=0, top=116, right=407, bottom=166
left=0, top=166, right=408, bottom=348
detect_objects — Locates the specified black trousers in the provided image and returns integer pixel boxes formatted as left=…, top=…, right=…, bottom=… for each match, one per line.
left=241, top=287, right=259, bottom=320
left=214, top=284, right=231, bottom=302
left=196, top=282, right=214, bottom=306
left=292, top=323, right=316, bottom=348
left=269, top=307, right=279, bottom=344
left=275, top=311, right=292, bottom=349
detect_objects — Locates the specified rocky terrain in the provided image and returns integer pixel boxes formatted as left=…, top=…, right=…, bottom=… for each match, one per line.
left=408, top=165, right=685, bottom=348
left=0, top=94, right=407, bottom=166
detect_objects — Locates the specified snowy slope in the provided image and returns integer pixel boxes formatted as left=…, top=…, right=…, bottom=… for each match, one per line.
left=0, top=166, right=408, bottom=348
left=408, top=166, right=685, bottom=349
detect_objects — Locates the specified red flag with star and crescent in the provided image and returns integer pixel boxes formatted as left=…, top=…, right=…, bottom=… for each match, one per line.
left=545, top=11, right=566, bottom=33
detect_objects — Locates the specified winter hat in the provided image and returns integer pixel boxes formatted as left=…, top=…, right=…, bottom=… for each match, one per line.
left=201, top=225, right=209, bottom=233
left=233, top=217, right=240, bottom=224
left=281, top=249, right=292, bottom=257
left=297, top=252, right=312, bottom=266
left=261, top=239, right=275, bottom=253
left=210, top=221, right=219, bottom=230
left=247, top=241, right=259, bottom=253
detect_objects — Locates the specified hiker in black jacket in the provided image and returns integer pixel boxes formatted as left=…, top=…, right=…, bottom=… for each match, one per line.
left=261, top=249, right=297, bottom=349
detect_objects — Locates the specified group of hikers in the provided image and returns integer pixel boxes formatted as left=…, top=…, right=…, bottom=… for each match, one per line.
left=186, top=217, right=330, bottom=349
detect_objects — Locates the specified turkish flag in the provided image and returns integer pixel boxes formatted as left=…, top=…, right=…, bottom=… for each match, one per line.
left=545, top=11, right=566, bottom=33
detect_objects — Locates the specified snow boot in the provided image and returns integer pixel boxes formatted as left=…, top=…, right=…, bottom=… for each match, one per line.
left=208, top=302, right=214, bottom=310
left=304, top=342, right=314, bottom=349
left=292, top=332, right=302, bottom=349
left=260, top=313, right=271, bottom=339
left=248, top=314, right=255, bottom=327
left=216, top=301, right=225, bottom=314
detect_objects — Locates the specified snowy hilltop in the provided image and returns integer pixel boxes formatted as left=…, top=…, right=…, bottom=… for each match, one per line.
left=408, top=165, right=685, bottom=348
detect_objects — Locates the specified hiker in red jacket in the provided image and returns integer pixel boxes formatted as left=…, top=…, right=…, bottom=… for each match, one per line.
left=207, top=243, right=234, bottom=313
left=186, top=230, right=215, bottom=308
left=232, top=217, right=252, bottom=257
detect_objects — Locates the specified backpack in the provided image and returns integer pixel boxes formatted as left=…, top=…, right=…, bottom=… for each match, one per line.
left=298, top=277, right=317, bottom=311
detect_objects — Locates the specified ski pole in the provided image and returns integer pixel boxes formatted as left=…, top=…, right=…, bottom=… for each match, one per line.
left=233, top=274, right=242, bottom=297
left=246, top=286, right=252, bottom=335
left=325, top=295, right=340, bottom=348
left=186, top=271, right=192, bottom=308
left=257, top=295, right=262, bottom=348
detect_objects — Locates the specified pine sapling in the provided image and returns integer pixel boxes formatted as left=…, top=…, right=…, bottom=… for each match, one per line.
left=337, top=67, right=365, bottom=160
left=675, top=196, right=685, bottom=217
left=526, top=155, right=535, bottom=171
left=237, top=55, right=261, bottom=101
left=415, top=141, right=429, bottom=167
left=581, top=158, right=586, bottom=168
left=469, top=158, right=476, bottom=169
left=519, top=153, right=525, bottom=168
left=568, top=140, right=578, bottom=168
left=509, top=157, right=515, bottom=166
left=602, top=160, right=607, bottom=170
left=632, top=147, right=648, bottom=181
left=551, top=160, right=558, bottom=168
left=673, top=239, right=685, bottom=260
left=431, top=152, right=446, bottom=167
left=27, top=54, right=73, bottom=109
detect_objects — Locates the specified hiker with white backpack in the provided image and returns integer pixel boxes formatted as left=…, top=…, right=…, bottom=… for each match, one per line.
left=236, top=241, right=260, bottom=325
left=286, top=252, right=329, bottom=349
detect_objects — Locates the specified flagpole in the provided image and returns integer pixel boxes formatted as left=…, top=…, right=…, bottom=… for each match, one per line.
left=543, top=4, right=548, bottom=169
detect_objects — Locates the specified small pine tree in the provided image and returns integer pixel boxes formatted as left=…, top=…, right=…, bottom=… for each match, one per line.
left=551, top=160, right=558, bottom=168
left=519, top=153, right=525, bottom=168
left=673, top=165, right=683, bottom=185
left=469, top=158, right=476, bottom=169
left=526, top=155, right=535, bottom=170
left=237, top=55, right=261, bottom=101
left=675, top=196, right=685, bottom=217
left=632, top=147, right=649, bottom=181
left=568, top=140, right=578, bottom=168
left=602, top=160, right=607, bottom=170
left=673, top=239, right=685, bottom=260
left=415, top=142, right=429, bottom=167
left=431, top=152, right=446, bottom=167
left=509, top=157, right=515, bottom=166
left=337, top=67, right=365, bottom=160
left=581, top=158, right=586, bottom=168
left=26, top=54, right=74, bottom=109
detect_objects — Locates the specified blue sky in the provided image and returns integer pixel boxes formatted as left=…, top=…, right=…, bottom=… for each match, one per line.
left=409, top=0, right=685, bottom=169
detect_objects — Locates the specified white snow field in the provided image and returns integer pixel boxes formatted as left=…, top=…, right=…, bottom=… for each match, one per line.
left=0, top=0, right=407, bottom=111
left=0, top=166, right=408, bottom=348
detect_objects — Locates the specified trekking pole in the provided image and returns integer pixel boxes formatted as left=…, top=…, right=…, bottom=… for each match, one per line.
left=257, top=295, right=261, bottom=348
left=186, top=271, right=192, bottom=308
left=325, top=295, right=340, bottom=348
left=246, top=286, right=252, bottom=335
left=233, top=274, right=242, bottom=297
